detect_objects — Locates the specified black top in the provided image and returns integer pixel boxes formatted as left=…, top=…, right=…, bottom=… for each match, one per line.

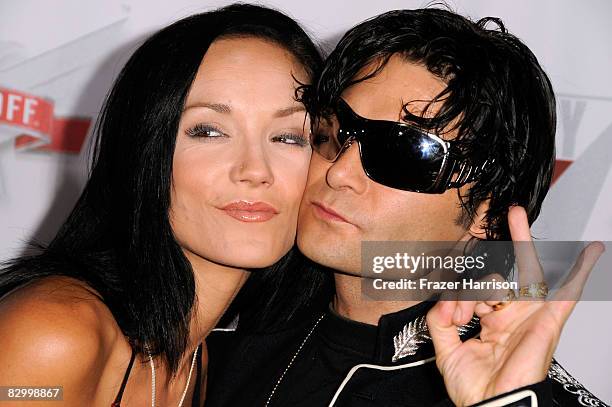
left=205, top=301, right=456, bottom=406
left=205, top=302, right=609, bottom=407
left=112, top=342, right=203, bottom=407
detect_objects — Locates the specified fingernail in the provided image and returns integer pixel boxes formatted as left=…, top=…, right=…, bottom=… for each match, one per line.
left=453, top=307, right=462, bottom=323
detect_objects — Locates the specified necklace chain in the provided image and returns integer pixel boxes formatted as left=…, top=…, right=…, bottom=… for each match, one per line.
left=148, top=345, right=199, bottom=407
left=264, top=313, right=326, bottom=407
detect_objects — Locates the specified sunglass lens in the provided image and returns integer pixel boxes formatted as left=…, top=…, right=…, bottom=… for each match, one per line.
left=359, top=126, right=447, bottom=192
left=311, top=117, right=344, bottom=161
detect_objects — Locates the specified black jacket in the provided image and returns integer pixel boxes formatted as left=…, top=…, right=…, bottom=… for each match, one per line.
left=205, top=301, right=609, bottom=407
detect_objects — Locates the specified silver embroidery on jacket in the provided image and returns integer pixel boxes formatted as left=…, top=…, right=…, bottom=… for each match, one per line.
left=392, top=315, right=479, bottom=362
left=548, top=360, right=608, bottom=407
left=392, top=316, right=430, bottom=362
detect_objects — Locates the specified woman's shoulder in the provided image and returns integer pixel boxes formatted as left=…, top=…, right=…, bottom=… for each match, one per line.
left=0, top=275, right=122, bottom=353
left=0, top=276, right=126, bottom=400
left=0, top=274, right=117, bottom=331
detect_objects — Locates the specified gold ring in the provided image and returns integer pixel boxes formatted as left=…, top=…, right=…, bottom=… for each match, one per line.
left=519, top=282, right=549, bottom=299
left=492, top=288, right=516, bottom=311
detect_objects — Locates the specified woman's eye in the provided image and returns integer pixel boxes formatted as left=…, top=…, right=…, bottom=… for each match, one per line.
left=185, top=124, right=226, bottom=139
left=272, top=134, right=309, bottom=147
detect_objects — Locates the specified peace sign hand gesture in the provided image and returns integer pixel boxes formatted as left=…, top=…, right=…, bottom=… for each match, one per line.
left=426, top=206, right=605, bottom=407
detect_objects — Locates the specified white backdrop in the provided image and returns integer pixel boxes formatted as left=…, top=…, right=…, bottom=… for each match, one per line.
left=1, top=0, right=611, bottom=401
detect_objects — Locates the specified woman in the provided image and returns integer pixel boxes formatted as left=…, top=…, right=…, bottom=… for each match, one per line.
left=0, top=4, right=323, bottom=406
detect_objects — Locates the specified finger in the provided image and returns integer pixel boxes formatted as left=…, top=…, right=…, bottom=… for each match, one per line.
left=555, top=242, right=605, bottom=298
left=426, top=300, right=462, bottom=359
left=453, top=300, right=476, bottom=326
left=475, top=301, right=495, bottom=317
left=455, top=273, right=506, bottom=325
left=508, top=206, right=545, bottom=288
left=550, top=242, right=605, bottom=319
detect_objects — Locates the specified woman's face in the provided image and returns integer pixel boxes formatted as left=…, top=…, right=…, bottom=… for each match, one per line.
left=170, top=37, right=312, bottom=268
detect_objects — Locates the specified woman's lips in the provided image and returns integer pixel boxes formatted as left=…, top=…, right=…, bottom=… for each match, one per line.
left=311, top=201, right=351, bottom=224
left=220, top=200, right=279, bottom=223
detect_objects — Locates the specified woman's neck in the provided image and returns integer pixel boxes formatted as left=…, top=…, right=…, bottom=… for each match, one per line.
left=152, top=248, right=249, bottom=402
left=186, top=249, right=249, bottom=347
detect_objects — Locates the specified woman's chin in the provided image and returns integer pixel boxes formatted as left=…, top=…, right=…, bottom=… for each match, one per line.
left=209, top=244, right=291, bottom=270
left=238, top=253, right=288, bottom=269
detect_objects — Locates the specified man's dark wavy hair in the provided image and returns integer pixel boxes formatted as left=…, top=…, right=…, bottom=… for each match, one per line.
left=305, top=7, right=557, bottom=242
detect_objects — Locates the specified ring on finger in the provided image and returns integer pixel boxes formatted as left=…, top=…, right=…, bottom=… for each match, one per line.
left=518, top=281, right=549, bottom=299
left=492, top=288, right=517, bottom=311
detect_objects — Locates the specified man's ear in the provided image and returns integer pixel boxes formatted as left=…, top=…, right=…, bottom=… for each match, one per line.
left=461, top=199, right=490, bottom=240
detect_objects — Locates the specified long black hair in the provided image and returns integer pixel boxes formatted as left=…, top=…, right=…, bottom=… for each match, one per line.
left=0, top=3, right=323, bottom=375
left=307, top=7, right=556, bottom=243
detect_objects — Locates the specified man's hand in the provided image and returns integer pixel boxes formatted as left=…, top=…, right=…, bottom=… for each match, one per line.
left=426, top=206, right=605, bottom=406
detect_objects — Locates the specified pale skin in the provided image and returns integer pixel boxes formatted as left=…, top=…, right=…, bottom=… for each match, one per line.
left=297, top=56, right=605, bottom=405
left=0, top=37, right=312, bottom=406
left=298, top=56, right=476, bottom=325
left=427, top=207, right=605, bottom=406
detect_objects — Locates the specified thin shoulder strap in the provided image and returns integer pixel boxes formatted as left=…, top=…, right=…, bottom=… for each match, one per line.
left=111, top=346, right=136, bottom=407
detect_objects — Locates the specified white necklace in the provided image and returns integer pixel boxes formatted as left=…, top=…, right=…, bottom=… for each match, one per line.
left=148, top=345, right=199, bottom=407
left=265, top=314, right=325, bottom=407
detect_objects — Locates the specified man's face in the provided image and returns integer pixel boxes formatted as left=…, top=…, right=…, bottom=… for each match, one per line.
left=297, top=56, right=474, bottom=275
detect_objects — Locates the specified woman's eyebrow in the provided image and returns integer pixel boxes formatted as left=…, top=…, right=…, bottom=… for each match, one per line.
left=274, top=105, right=305, bottom=118
left=183, top=102, right=231, bottom=113
left=182, top=102, right=305, bottom=117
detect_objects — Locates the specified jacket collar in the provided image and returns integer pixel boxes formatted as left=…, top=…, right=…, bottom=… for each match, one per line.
left=323, top=300, right=481, bottom=365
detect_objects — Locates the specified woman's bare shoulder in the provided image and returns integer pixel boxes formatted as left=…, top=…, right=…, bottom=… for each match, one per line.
left=0, top=276, right=124, bottom=401
left=0, top=275, right=118, bottom=331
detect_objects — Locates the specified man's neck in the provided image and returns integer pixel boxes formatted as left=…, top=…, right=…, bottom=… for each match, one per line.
left=333, top=273, right=420, bottom=326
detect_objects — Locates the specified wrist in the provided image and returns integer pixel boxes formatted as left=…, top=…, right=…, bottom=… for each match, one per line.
left=468, top=380, right=552, bottom=407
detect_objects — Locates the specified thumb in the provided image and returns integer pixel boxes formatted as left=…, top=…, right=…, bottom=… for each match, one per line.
left=427, top=300, right=462, bottom=361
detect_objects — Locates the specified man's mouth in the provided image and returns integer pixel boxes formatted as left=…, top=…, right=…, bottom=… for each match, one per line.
left=311, top=201, right=352, bottom=225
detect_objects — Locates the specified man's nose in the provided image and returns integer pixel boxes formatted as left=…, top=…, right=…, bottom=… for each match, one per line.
left=325, top=139, right=368, bottom=194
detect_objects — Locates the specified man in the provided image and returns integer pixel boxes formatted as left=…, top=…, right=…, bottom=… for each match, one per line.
left=205, top=8, right=607, bottom=407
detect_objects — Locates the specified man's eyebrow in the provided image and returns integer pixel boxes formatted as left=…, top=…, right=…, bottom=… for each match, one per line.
left=183, top=102, right=231, bottom=113
left=274, top=105, right=306, bottom=118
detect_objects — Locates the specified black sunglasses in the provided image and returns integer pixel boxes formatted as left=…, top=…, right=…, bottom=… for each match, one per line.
left=310, top=99, right=491, bottom=193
